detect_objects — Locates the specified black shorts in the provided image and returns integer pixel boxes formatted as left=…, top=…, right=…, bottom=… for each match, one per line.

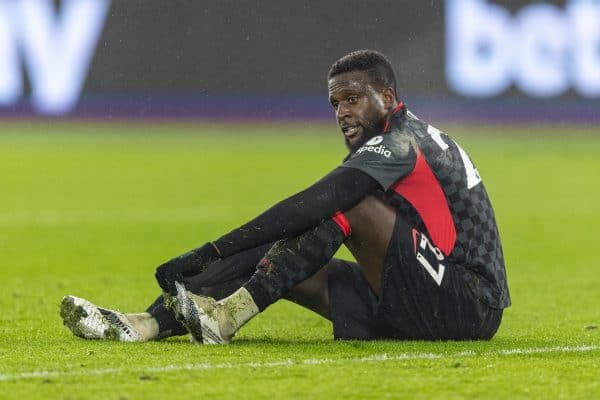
left=327, top=216, right=503, bottom=341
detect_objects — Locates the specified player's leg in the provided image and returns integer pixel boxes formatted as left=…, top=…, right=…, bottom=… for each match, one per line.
left=60, top=243, right=271, bottom=341
left=282, top=195, right=398, bottom=332
left=282, top=266, right=331, bottom=319
left=121, top=195, right=390, bottom=343
left=169, top=215, right=350, bottom=343
left=288, top=254, right=392, bottom=341
left=169, top=195, right=396, bottom=344
left=300, top=195, right=400, bottom=340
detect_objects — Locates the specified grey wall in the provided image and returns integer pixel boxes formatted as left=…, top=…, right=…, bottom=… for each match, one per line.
left=87, top=1, right=446, bottom=96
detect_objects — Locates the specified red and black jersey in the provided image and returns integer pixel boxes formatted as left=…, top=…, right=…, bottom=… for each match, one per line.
left=341, top=105, right=510, bottom=309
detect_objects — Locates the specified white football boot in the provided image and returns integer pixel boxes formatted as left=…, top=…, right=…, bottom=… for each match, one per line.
left=60, top=295, right=144, bottom=342
left=169, top=282, right=232, bottom=344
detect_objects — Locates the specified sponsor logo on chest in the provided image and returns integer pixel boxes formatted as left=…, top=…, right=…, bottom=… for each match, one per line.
left=356, top=136, right=392, bottom=158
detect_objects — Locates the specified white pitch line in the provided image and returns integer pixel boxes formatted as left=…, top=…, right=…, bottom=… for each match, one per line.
left=496, top=344, right=600, bottom=355
left=0, top=345, right=597, bottom=382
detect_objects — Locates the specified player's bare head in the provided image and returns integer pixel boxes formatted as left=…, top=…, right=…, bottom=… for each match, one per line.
left=327, top=50, right=398, bottom=152
left=328, top=50, right=397, bottom=97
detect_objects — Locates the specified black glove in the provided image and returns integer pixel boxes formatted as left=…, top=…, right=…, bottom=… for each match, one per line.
left=155, top=242, right=221, bottom=294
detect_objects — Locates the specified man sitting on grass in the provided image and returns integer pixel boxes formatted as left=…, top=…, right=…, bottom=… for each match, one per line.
left=61, top=49, right=510, bottom=344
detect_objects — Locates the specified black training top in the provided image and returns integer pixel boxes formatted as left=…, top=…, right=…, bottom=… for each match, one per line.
left=213, top=104, right=510, bottom=309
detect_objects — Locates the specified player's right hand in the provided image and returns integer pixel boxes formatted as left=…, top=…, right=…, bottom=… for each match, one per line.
left=155, top=242, right=220, bottom=294
left=155, top=261, right=186, bottom=295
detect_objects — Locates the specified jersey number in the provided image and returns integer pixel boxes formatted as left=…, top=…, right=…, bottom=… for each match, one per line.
left=413, top=229, right=445, bottom=286
left=427, top=125, right=482, bottom=189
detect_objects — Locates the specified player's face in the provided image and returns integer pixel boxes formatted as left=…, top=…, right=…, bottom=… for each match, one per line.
left=328, top=71, right=391, bottom=152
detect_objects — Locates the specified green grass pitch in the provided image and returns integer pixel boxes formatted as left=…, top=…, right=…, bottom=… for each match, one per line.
left=0, top=120, right=598, bottom=399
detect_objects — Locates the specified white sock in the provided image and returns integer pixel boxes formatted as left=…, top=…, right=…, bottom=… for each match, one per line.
left=123, top=312, right=159, bottom=340
left=217, top=287, right=260, bottom=338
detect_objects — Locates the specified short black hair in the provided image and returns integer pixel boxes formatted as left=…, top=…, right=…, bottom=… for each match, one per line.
left=328, top=49, right=397, bottom=94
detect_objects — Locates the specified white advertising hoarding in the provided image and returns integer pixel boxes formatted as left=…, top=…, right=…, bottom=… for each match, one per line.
left=446, top=0, right=600, bottom=98
left=0, top=0, right=110, bottom=114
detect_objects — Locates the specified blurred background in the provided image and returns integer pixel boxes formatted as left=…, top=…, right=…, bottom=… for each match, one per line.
left=1, top=0, right=598, bottom=122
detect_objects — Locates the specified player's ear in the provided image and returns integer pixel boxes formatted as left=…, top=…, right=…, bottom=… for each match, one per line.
left=381, top=87, right=396, bottom=109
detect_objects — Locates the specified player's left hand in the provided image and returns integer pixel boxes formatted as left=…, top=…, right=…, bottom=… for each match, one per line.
left=155, top=243, right=220, bottom=294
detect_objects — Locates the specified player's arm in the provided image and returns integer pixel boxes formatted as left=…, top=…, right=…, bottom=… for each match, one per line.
left=213, top=167, right=379, bottom=256
left=155, top=167, right=380, bottom=293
